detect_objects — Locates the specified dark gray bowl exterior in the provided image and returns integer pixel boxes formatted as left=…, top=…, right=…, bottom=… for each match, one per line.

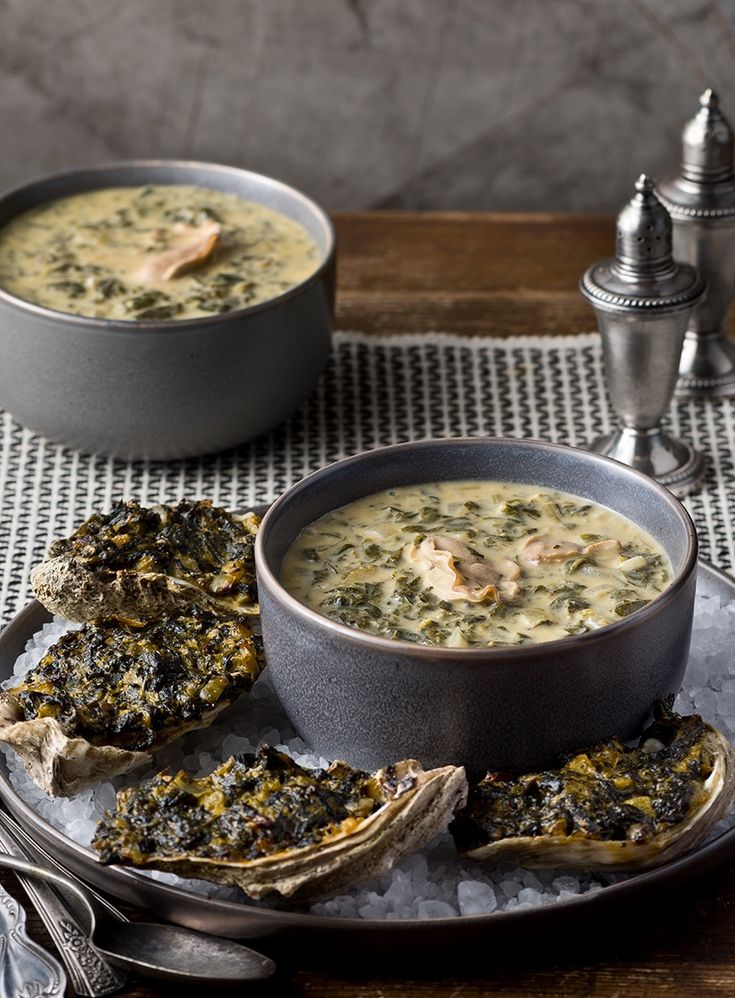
left=0, top=563, right=733, bottom=946
left=256, top=438, right=698, bottom=776
left=0, top=161, right=335, bottom=459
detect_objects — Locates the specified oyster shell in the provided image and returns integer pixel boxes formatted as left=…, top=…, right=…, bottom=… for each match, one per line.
left=451, top=707, right=735, bottom=871
left=92, top=747, right=468, bottom=901
left=0, top=704, right=149, bottom=798
left=0, top=610, right=263, bottom=796
left=31, top=499, right=259, bottom=622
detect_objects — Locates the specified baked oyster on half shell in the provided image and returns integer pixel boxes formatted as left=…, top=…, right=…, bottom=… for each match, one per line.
left=0, top=610, right=263, bottom=796
left=93, top=747, right=468, bottom=901
left=31, top=499, right=259, bottom=623
left=450, top=707, right=735, bottom=871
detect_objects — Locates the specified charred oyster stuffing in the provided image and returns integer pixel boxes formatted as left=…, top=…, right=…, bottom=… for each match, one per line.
left=450, top=707, right=735, bottom=871
left=92, top=747, right=468, bottom=900
left=31, top=499, right=259, bottom=622
left=0, top=610, right=263, bottom=796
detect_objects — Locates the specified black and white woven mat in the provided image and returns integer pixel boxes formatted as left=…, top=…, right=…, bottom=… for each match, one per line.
left=1, top=330, right=734, bottom=626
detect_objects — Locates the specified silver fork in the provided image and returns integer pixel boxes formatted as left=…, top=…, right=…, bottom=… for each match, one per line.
left=0, top=811, right=126, bottom=996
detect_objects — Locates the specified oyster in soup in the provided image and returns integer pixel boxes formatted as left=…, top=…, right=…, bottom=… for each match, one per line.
left=0, top=184, right=319, bottom=320
left=281, top=481, right=673, bottom=648
left=92, top=747, right=468, bottom=900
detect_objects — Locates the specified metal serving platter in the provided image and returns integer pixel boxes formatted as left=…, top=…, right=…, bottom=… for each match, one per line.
left=0, top=562, right=733, bottom=948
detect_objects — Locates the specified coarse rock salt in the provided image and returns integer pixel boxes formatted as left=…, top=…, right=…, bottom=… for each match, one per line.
left=1, top=589, right=734, bottom=920
left=552, top=875, right=581, bottom=895
left=457, top=880, right=497, bottom=915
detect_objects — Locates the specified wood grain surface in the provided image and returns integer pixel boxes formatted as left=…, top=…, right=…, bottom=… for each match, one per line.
left=4, top=211, right=734, bottom=998
left=334, top=211, right=610, bottom=337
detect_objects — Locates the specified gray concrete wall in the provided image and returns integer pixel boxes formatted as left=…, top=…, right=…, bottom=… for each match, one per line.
left=2, top=0, right=733, bottom=211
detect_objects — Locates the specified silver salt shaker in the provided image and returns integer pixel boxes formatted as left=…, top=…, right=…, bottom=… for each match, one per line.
left=659, top=89, right=735, bottom=399
left=580, top=174, right=706, bottom=497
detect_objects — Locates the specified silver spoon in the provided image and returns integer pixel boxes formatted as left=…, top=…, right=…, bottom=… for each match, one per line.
left=0, top=853, right=276, bottom=985
left=0, top=818, right=126, bottom=996
left=0, top=879, right=67, bottom=998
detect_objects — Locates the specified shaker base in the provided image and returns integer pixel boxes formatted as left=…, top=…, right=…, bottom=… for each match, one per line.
left=675, top=332, right=735, bottom=400
left=591, top=426, right=706, bottom=498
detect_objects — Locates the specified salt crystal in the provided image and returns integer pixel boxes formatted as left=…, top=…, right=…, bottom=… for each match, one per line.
left=384, top=870, right=410, bottom=897
left=499, top=879, right=522, bottom=898
left=522, top=871, right=544, bottom=891
left=686, top=659, right=711, bottom=687
left=552, top=876, right=580, bottom=894
left=518, top=887, right=543, bottom=905
left=402, top=853, right=429, bottom=879
left=5, top=589, right=735, bottom=921
left=457, top=880, right=497, bottom=915
left=693, top=688, right=720, bottom=716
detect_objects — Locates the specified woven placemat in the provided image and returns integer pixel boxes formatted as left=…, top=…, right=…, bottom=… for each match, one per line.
left=0, top=330, right=733, bottom=626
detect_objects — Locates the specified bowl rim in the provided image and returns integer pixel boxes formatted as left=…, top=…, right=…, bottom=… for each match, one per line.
left=0, top=564, right=732, bottom=937
left=0, top=158, right=336, bottom=332
left=255, top=436, right=699, bottom=661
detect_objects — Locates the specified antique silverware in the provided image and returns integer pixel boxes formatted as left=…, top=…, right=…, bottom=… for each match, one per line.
left=0, top=852, right=276, bottom=985
left=659, top=89, right=735, bottom=399
left=0, top=880, right=66, bottom=998
left=0, top=809, right=127, bottom=926
left=580, top=174, right=706, bottom=496
left=0, top=814, right=126, bottom=996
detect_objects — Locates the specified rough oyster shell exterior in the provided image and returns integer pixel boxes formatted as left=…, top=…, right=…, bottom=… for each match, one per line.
left=0, top=695, right=241, bottom=797
left=30, top=506, right=259, bottom=622
left=98, top=759, right=468, bottom=901
left=455, top=724, right=735, bottom=871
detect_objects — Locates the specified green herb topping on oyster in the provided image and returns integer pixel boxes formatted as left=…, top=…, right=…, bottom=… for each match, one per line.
left=31, top=499, right=259, bottom=622
left=0, top=609, right=263, bottom=796
left=93, top=747, right=468, bottom=900
left=450, top=706, right=735, bottom=870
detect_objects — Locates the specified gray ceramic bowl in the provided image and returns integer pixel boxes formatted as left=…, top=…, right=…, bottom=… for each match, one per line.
left=0, top=161, right=335, bottom=459
left=256, top=437, right=698, bottom=776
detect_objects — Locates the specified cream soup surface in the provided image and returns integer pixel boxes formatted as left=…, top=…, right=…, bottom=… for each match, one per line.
left=281, top=481, right=673, bottom=648
left=0, top=185, right=319, bottom=320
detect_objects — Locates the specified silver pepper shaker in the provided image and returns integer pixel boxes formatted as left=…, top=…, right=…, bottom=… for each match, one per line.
left=580, top=174, right=706, bottom=497
left=658, top=89, right=735, bottom=399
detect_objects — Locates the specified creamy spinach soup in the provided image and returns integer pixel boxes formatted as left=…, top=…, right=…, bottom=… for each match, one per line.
left=0, top=185, right=319, bottom=320
left=281, top=482, right=673, bottom=648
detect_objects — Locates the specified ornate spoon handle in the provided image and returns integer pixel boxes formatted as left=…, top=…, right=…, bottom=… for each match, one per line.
left=0, top=823, right=125, bottom=996
left=0, top=883, right=66, bottom=998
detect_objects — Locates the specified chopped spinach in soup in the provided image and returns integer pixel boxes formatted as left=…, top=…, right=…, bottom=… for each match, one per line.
left=281, top=482, right=673, bottom=648
left=0, top=185, right=319, bottom=320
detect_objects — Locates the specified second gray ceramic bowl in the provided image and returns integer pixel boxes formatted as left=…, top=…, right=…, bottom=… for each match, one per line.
left=256, top=437, right=698, bottom=776
left=0, top=161, right=335, bottom=459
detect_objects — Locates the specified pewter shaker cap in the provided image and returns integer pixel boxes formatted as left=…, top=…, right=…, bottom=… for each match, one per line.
left=580, top=175, right=705, bottom=311
left=681, top=89, right=734, bottom=184
left=658, top=89, right=735, bottom=219
left=614, top=174, right=673, bottom=278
